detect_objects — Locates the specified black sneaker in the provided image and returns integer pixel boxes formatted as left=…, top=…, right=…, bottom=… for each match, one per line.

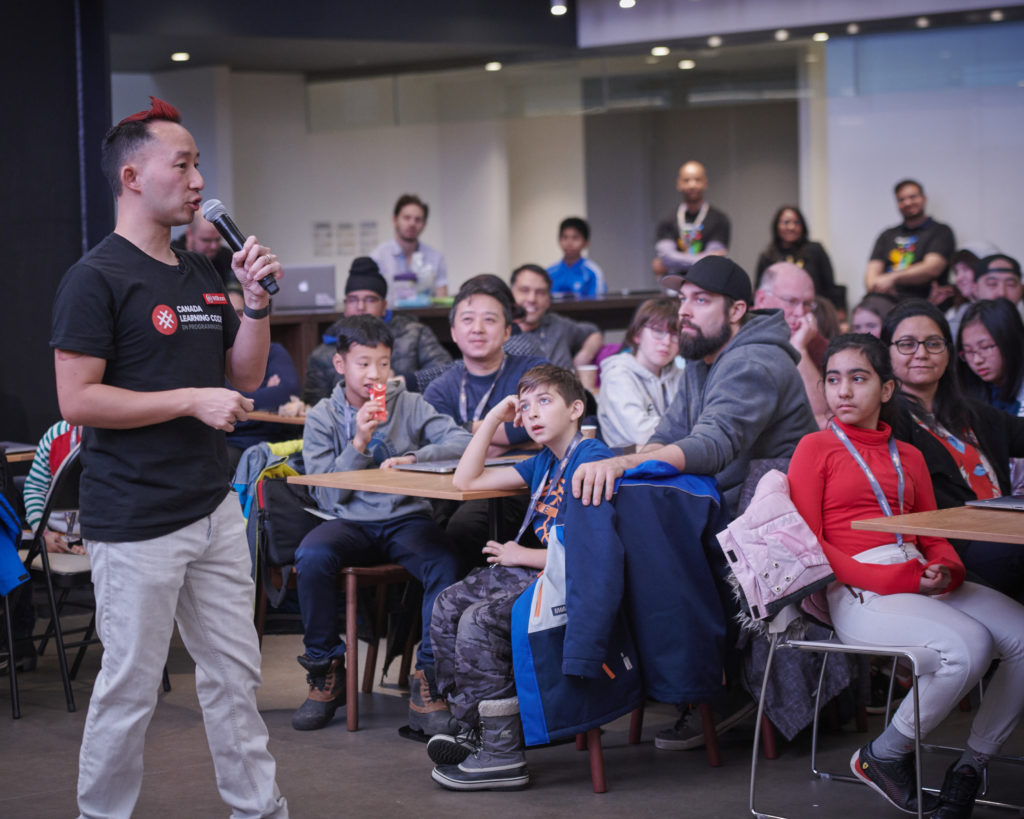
left=933, top=763, right=980, bottom=819
left=850, top=743, right=940, bottom=815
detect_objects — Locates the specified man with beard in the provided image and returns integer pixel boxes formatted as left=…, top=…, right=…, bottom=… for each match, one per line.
left=571, top=256, right=815, bottom=516
left=371, top=193, right=448, bottom=303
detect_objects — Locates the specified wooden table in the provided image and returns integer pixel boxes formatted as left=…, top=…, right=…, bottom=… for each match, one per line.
left=851, top=506, right=1024, bottom=545
left=1, top=443, right=37, bottom=463
left=245, top=410, right=306, bottom=426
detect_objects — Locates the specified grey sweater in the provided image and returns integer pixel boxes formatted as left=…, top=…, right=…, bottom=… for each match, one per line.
left=303, top=379, right=471, bottom=522
left=648, top=309, right=816, bottom=512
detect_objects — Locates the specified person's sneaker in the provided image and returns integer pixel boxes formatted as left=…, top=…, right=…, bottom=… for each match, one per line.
left=427, top=724, right=480, bottom=766
left=933, top=762, right=981, bottom=819
left=850, top=743, right=940, bottom=815
left=654, top=698, right=756, bottom=751
left=408, top=666, right=453, bottom=736
left=291, top=655, right=345, bottom=731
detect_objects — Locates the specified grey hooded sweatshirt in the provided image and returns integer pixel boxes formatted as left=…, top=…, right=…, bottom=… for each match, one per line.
left=598, top=352, right=683, bottom=449
left=648, top=309, right=816, bottom=513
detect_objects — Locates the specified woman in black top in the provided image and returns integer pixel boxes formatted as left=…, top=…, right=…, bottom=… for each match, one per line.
left=755, top=205, right=843, bottom=311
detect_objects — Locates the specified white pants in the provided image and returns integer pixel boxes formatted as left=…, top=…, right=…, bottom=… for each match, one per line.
left=827, top=577, right=1024, bottom=755
left=78, top=494, right=287, bottom=819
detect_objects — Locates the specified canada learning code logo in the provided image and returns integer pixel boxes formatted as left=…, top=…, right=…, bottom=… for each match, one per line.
left=152, top=304, right=178, bottom=335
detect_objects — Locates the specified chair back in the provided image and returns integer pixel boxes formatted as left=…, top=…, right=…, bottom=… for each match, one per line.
left=29, top=446, right=82, bottom=559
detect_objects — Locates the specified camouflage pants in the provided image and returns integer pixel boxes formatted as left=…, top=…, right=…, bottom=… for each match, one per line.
left=430, top=565, right=536, bottom=725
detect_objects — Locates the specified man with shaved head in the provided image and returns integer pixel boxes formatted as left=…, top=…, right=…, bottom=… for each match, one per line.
left=653, top=160, right=731, bottom=278
left=172, top=211, right=234, bottom=286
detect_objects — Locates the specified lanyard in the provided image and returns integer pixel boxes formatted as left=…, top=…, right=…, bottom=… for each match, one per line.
left=677, top=202, right=709, bottom=237
left=458, top=356, right=507, bottom=425
left=829, top=421, right=905, bottom=551
left=513, top=433, right=583, bottom=544
left=342, top=399, right=356, bottom=442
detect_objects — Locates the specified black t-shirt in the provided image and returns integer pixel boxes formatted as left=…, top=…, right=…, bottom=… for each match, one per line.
left=869, top=217, right=955, bottom=300
left=50, top=234, right=240, bottom=541
left=171, top=234, right=234, bottom=287
left=656, top=205, right=731, bottom=253
left=755, top=240, right=843, bottom=309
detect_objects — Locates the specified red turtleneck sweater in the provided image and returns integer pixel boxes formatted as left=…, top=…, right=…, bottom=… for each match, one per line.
left=788, top=420, right=965, bottom=596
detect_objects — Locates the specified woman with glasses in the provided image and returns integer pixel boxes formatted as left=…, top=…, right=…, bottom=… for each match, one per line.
left=956, top=298, right=1024, bottom=494
left=754, top=205, right=844, bottom=310
left=881, top=299, right=1024, bottom=600
left=597, top=297, right=682, bottom=449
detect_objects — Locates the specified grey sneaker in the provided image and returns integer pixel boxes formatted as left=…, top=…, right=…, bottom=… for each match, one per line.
left=654, top=700, right=756, bottom=751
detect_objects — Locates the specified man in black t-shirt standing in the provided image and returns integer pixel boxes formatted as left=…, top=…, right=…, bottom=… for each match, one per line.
left=865, top=178, right=955, bottom=301
left=653, top=160, right=731, bottom=279
left=50, top=98, right=288, bottom=818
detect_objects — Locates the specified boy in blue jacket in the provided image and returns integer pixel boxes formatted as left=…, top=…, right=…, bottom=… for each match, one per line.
left=427, top=364, right=614, bottom=791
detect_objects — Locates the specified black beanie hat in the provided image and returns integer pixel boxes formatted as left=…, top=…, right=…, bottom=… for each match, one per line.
left=345, top=257, right=387, bottom=297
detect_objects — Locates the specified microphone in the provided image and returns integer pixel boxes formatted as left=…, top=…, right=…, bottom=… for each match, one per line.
left=201, top=199, right=279, bottom=294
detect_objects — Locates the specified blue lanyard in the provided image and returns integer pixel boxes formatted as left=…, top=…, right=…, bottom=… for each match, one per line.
left=513, top=433, right=583, bottom=544
left=458, top=355, right=506, bottom=425
left=829, top=421, right=905, bottom=550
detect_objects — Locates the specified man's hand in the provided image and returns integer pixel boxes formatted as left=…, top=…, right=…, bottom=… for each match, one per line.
left=919, top=564, right=952, bottom=596
left=380, top=455, right=416, bottom=470
left=44, top=528, right=86, bottom=555
left=870, top=275, right=898, bottom=295
left=790, top=312, right=818, bottom=354
left=192, top=388, right=254, bottom=431
left=571, top=456, right=626, bottom=506
left=231, top=235, right=281, bottom=305
left=352, top=400, right=384, bottom=452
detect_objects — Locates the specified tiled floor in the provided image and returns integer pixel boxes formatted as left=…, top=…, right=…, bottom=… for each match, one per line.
left=2, top=626, right=1022, bottom=818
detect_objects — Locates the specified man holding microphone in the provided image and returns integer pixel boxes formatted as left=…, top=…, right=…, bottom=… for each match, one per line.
left=51, top=97, right=287, bottom=818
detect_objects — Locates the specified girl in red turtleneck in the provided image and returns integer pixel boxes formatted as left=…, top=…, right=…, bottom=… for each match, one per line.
left=787, top=333, right=1024, bottom=819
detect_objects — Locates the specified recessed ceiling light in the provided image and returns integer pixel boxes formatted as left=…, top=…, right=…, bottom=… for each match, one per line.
left=484, top=61, right=502, bottom=72
left=916, top=16, right=930, bottom=28
left=651, top=46, right=670, bottom=57
left=170, top=52, right=190, bottom=62
left=678, top=59, right=696, bottom=70
left=707, top=35, right=722, bottom=47
left=812, top=32, right=829, bottom=42
left=619, top=0, right=636, bottom=8
left=990, top=9, right=1004, bottom=21
left=550, top=1, right=567, bottom=16
left=774, top=29, right=789, bottom=42
left=846, top=23, right=860, bottom=35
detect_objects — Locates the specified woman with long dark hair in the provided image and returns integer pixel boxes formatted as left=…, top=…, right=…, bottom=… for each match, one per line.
left=755, top=205, right=842, bottom=310
left=880, top=299, right=1024, bottom=600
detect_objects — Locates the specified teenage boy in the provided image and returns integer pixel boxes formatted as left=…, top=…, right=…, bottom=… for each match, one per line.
left=423, top=280, right=547, bottom=567
left=293, top=314, right=471, bottom=734
left=546, top=217, right=606, bottom=298
left=427, top=364, right=616, bottom=790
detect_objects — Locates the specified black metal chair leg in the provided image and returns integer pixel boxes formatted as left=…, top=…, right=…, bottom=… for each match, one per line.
left=3, top=594, right=20, bottom=719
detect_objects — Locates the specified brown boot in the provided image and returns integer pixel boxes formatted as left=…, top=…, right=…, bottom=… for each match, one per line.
left=409, top=666, right=453, bottom=736
left=292, top=654, right=345, bottom=731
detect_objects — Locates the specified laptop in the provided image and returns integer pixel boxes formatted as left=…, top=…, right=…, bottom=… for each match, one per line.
left=395, top=457, right=522, bottom=475
left=273, top=264, right=337, bottom=310
left=965, top=496, right=1024, bottom=512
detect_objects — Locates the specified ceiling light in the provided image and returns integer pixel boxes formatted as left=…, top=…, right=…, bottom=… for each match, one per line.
left=484, top=61, right=502, bottom=72
left=774, top=29, right=789, bottom=42
left=678, top=59, right=696, bottom=70
left=812, top=32, right=829, bottom=42
left=651, top=46, right=670, bottom=57
left=990, top=9, right=1004, bottom=21
left=846, top=22, right=860, bottom=35
left=550, top=0, right=567, bottom=15
left=707, top=35, right=722, bottom=47
left=916, top=16, right=930, bottom=28
left=619, top=0, right=636, bottom=8
left=170, top=52, right=190, bottom=62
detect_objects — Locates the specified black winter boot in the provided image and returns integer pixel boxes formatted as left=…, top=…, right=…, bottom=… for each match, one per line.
left=291, top=654, right=345, bottom=731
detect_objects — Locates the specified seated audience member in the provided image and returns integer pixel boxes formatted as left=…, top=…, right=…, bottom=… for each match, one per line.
left=814, top=296, right=841, bottom=341
left=598, top=297, right=683, bottom=449
left=302, top=257, right=452, bottom=403
left=653, top=160, right=730, bottom=277
left=956, top=298, right=1024, bottom=494
left=571, top=256, right=817, bottom=749
left=864, top=178, right=955, bottom=301
left=292, top=315, right=471, bottom=734
left=754, top=262, right=829, bottom=427
left=755, top=205, right=843, bottom=310
left=788, top=332, right=1024, bottom=818
left=371, top=193, right=448, bottom=303
left=170, top=212, right=234, bottom=286
left=424, top=280, right=548, bottom=567
left=942, top=243, right=999, bottom=338
left=511, top=264, right=603, bottom=375
left=882, top=300, right=1024, bottom=601
left=24, top=420, right=85, bottom=555
left=851, top=293, right=897, bottom=338
left=546, top=217, right=606, bottom=297
left=225, top=289, right=302, bottom=469
left=973, top=253, right=1024, bottom=321
left=427, top=365, right=619, bottom=791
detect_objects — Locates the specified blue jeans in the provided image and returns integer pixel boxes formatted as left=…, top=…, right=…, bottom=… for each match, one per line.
left=295, top=513, right=459, bottom=668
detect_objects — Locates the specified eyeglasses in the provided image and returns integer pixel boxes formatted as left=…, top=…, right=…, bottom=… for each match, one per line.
left=643, top=325, right=674, bottom=340
left=959, top=343, right=998, bottom=361
left=772, top=294, right=817, bottom=313
left=344, top=295, right=383, bottom=307
left=892, top=336, right=948, bottom=355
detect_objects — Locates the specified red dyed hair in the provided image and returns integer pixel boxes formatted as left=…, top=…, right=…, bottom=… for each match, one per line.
left=117, top=96, right=181, bottom=126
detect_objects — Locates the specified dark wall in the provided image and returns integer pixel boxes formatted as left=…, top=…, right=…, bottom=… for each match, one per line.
left=2, top=1, right=112, bottom=442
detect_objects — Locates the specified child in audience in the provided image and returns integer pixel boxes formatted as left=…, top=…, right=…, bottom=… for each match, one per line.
left=426, top=364, right=615, bottom=791
left=787, top=333, right=1024, bottom=818
left=598, top=297, right=682, bottom=448
left=292, top=315, right=471, bottom=735
left=24, top=420, right=85, bottom=554
left=546, top=217, right=606, bottom=297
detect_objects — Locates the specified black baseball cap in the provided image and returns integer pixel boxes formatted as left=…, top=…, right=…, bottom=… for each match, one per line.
left=662, top=256, right=753, bottom=304
left=973, top=254, right=1021, bottom=282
